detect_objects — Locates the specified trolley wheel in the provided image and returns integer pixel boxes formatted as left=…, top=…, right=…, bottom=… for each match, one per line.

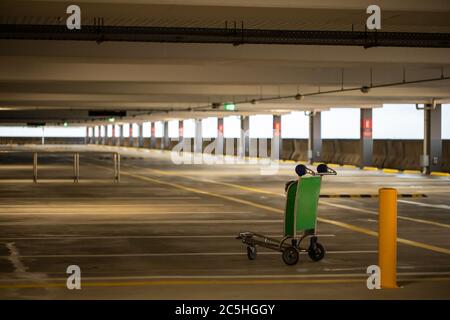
left=282, top=246, right=299, bottom=265
left=308, top=242, right=325, bottom=262
left=247, top=246, right=257, bottom=260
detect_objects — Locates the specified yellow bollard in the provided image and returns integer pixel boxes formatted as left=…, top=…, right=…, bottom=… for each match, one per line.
left=378, top=188, right=398, bottom=288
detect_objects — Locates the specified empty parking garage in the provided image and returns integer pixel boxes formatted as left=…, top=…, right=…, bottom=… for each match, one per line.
left=0, top=0, right=449, bottom=313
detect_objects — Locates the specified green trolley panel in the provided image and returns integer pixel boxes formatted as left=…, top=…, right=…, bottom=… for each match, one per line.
left=284, top=176, right=322, bottom=237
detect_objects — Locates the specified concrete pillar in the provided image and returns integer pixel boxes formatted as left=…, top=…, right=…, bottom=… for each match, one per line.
left=119, top=124, right=124, bottom=146
left=150, top=122, right=156, bottom=149
left=162, top=121, right=170, bottom=150
left=178, top=120, right=184, bottom=140
left=239, top=115, right=249, bottom=158
left=177, top=120, right=187, bottom=152
left=138, top=124, right=144, bottom=148
left=308, top=112, right=322, bottom=164
left=112, top=124, right=116, bottom=145
left=102, top=125, right=106, bottom=145
left=272, top=115, right=282, bottom=161
left=85, top=127, right=89, bottom=144
left=423, top=104, right=442, bottom=174
left=128, top=124, right=133, bottom=147
left=194, top=119, right=203, bottom=154
left=216, top=118, right=224, bottom=155
left=97, top=125, right=101, bottom=144
left=360, top=108, right=373, bottom=168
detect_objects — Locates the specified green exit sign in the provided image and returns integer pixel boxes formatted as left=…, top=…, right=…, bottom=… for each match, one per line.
left=224, top=102, right=236, bottom=111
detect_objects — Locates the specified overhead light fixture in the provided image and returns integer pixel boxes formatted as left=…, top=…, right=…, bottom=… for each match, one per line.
left=108, top=117, right=115, bottom=122
left=63, top=122, right=68, bottom=127
left=294, top=94, right=304, bottom=101
left=360, top=86, right=371, bottom=94
left=224, top=102, right=236, bottom=111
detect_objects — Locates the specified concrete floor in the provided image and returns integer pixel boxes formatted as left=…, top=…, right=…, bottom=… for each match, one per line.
left=0, top=145, right=449, bottom=299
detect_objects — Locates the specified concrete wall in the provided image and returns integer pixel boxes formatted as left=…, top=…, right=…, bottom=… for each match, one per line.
left=132, top=137, right=449, bottom=172
left=280, top=139, right=449, bottom=171
left=443, top=140, right=450, bottom=173
left=2, top=136, right=449, bottom=172
left=0, top=137, right=85, bottom=144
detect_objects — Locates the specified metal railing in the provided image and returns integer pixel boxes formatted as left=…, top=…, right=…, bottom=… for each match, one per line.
left=1, top=151, right=120, bottom=183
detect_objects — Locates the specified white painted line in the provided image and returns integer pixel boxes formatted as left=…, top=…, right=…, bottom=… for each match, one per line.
left=0, top=204, right=225, bottom=208
left=0, top=250, right=376, bottom=259
left=0, top=197, right=201, bottom=200
left=0, top=234, right=336, bottom=240
left=0, top=219, right=283, bottom=226
left=0, top=211, right=252, bottom=216
left=0, top=271, right=448, bottom=283
left=398, top=200, right=450, bottom=210
left=321, top=200, right=450, bottom=229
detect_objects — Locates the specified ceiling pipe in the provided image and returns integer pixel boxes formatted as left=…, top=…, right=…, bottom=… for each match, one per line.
left=1, top=24, right=450, bottom=48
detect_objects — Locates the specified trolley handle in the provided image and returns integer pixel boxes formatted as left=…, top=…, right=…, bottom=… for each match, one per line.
left=295, top=164, right=337, bottom=177
left=295, top=164, right=316, bottom=177
left=316, top=164, right=337, bottom=176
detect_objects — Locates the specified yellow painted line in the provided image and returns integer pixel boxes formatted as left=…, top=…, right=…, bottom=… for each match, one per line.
left=430, top=172, right=450, bottom=177
left=122, top=168, right=450, bottom=255
left=123, top=172, right=283, bottom=215
left=320, top=216, right=449, bottom=254
left=138, top=166, right=284, bottom=196
left=398, top=216, right=450, bottom=229
left=322, top=201, right=450, bottom=229
left=383, top=168, right=400, bottom=174
left=403, top=170, right=422, bottom=175
left=342, top=164, right=357, bottom=169
left=0, top=279, right=362, bottom=289
left=137, top=166, right=440, bottom=228
left=1, top=277, right=449, bottom=289
left=327, top=163, right=341, bottom=168
left=363, top=166, right=379, bottom=171
left=317, top=217, right=378, bottom=237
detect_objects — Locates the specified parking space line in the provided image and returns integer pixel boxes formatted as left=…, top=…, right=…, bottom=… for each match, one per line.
left=0, top=234, right=336, bottom=241
left=0, top=219, right=283, bottom=226
left=148, top=166, right=448, bottom=229
left=320, top=201, right=450, bottom=229
left=1, top=271, right=449, bottom=283
left=1, top=276, right=449, bottom=289
left=0, top=204, right=225, bottom=208
left=121, top=169, right=450, bottom=255
left=0, top=211, right=252, bottom=216
left=0, top=250, right=377, bottom=259
left=398, top=200, right=450, bottom=210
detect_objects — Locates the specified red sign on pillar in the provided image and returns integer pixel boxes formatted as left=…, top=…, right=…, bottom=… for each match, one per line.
left=178, top=120, right=184, bottom=138
left=273, top=120, right=281, bottom=137
left=218, top=124, right=224, bottom=135
left=362, top=119, right=372, bottom=138
left=151, top=124, right=155, bottom=137
left=129, top=125, right=133, bottom=138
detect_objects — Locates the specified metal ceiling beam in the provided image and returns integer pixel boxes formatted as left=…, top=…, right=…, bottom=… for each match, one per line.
left=1, top=24, right=450, bottom=48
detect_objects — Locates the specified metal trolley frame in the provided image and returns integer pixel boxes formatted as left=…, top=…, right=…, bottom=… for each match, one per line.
left=236, top=164, right=336, bottom=265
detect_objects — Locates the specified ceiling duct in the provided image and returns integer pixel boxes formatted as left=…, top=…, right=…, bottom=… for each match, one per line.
left=1, top=24, right=450, bottom=48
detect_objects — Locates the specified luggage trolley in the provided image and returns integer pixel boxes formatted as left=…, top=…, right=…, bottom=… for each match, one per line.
left=236, top=163, right=337, bottom=265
